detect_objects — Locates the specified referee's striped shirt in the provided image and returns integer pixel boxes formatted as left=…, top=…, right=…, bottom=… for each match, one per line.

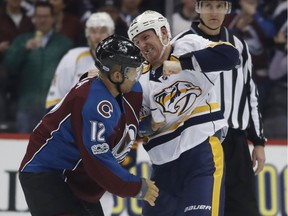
left=174, top=22, right=266, bottom=145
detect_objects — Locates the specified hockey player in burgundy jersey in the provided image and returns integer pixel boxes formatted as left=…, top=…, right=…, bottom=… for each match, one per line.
left=18, top=35, right=159, bottom=216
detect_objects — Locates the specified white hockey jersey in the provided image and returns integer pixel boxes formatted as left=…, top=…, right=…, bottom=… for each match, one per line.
left=139, top=34, right=239, bottom=165
left=46, top=47, right=95, bottom=109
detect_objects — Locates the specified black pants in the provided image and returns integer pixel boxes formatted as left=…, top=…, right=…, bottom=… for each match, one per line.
left=222, top=128, right=260, bottom=216
left=19, top=172, right=104, bottom=216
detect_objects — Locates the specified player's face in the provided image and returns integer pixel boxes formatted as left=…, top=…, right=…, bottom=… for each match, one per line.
left=199, top=1, right=226, bottom=31
left=87, top=27, right=111, bottom=51
left=132, top=29, right=164, bottom=66
left=120, top=66, right=143, bottom=93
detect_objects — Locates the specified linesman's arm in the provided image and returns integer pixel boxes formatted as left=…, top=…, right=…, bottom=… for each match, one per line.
left=241, top=39, right=266, bottom=174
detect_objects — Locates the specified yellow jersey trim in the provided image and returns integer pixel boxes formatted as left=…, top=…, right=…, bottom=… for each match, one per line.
left=76, top=51, right=91, bottom=63
left=46, top=99, right=61, bottom=109
left=209, top=135, right=224, bottom=216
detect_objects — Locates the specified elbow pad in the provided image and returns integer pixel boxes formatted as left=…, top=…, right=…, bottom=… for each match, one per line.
left=179, top=44, right=240, bottom=72
left=178, top=53, right=195, bottom=71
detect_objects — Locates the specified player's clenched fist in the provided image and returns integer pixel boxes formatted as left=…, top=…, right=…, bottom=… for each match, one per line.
left=143, top=179, right=159, bottom=206
left=162, top=60, right=182, bottom=77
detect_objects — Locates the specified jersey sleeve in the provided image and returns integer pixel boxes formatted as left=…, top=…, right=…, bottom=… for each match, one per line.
left=242, top=40, right=266, bottom=145
left=45, top=50, right=77, bottom=109
left=172, top=34, right=239, bottom=74
left=171, top=34, right=212, bottom=56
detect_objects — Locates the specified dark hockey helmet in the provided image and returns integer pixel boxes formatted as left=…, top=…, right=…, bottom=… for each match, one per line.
left=95, top=34, right=144, bottom=78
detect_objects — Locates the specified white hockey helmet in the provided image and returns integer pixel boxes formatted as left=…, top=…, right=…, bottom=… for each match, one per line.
left=128, top=10, right=172, bottom=41
left=85, top=12, right=115, bottom=37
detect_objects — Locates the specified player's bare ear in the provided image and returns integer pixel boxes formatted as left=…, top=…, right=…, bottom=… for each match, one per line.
left=110, top=65, right=123, bottom=83
left=160, top=26, right=167, bottom=34
left=113, top=71, right=122, bottom=82
left=160, top=27, right=168, bottom=41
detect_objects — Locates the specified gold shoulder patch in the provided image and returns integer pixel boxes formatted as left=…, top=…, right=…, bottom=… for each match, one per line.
left=76, top=51, right=91, bottom=63
left=207, top=41, right=233, bottom=48
left=170, top=55, right=179, bottom=62
left=142, top=62, right=151, bottom=74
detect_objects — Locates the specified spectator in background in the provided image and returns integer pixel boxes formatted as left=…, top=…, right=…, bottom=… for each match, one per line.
left=96, top=0, right=129, bottom=38
left=0, top=0, right=34, bottom=130
left=48, top=0, right=84, bottom=46
left=0, top=0, right=33, bottom=48
left=171, top=0, right=198, bottom=36
left=271, top=0, right=287, bottom=36
left=77, top=0, right=129, bottom=38
left=140, top=0, right=165, bottom=15
left=77, top=0, right=97, bottom=22
left=78, top=0, right=165, bottom=38
left=3, top=1, right=73, bottom=133
left=20, top=0, right=36, bottom=17
left=257, top=0, right=279, bottom=38
left=223, top=0, right=275, bottom=112
left=60, top=0, right=82, bottom=17
left=120, top=0, right=143, bottom=26
left=264, top=0, right=287, bottom=139
left=229, top=0, right=239, bottom=11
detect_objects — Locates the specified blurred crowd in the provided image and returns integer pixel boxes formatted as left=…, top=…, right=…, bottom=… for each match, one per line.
left=0, top=0, right=287, bottom=139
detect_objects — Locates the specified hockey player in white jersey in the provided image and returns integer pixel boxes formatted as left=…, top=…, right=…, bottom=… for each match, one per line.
left=45, top=12, right=115, bottom=216
left=45, top=12, right=115, bottom=109
left=128, top=10, right=239, bottom=215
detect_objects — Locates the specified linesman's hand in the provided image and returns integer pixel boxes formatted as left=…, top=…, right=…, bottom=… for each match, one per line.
left=252, top=145, right=266, bottom=175
left=162, top=60, right=182, bottom=77
left=143, top=179, right=159, bottom=206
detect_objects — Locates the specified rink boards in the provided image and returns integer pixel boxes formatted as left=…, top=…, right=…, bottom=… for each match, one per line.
left=0, top=135, right=287, bottom=216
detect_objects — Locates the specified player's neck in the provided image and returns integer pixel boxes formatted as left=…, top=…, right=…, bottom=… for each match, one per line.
left=198, top=23, right=221, bottom=36
left=152, top=45, right=172, bottom=70
left=102, top=78, right=120, bottom=97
